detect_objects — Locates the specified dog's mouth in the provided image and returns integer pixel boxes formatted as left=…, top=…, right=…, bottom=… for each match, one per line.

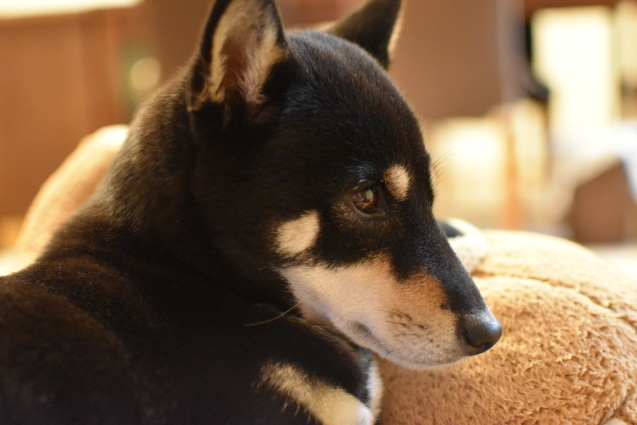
left=345, top=321, right=467, bottom=369
left=350, top=322, right=392, bottom=353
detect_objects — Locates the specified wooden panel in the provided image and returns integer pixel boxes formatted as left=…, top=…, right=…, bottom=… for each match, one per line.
left=389, top=0, right=519, bottom=121
left=0, top=9, right=143, bottom=217
left=0, top=15, right=92, bottom=216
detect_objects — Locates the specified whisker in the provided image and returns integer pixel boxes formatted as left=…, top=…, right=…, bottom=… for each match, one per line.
left=386, top=320, right=412, bottom=326
left=430, top=148, right=460, bottom=197
left=399, top=333, right=425, bottom=338
left=244, top=302, right=301, bottom=327
left=377, top=308, right=413, bottom=321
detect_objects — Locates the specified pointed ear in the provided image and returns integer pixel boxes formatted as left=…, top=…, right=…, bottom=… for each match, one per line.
left=328, top=0, right=402, bottom=69
left=188, top=0, right=290, bottom=123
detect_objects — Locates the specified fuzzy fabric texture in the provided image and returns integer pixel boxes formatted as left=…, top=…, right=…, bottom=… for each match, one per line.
left=381, top=226, right=637, bottom=425
left=6, top=125, right=126, bottom=274
left=4, top=127, right=637, bottom=424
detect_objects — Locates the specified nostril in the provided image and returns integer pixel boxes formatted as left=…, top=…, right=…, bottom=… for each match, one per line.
left=461, top=315, right=502, bottom=353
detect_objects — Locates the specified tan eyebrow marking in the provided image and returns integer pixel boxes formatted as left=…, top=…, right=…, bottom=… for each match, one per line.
left=383, top=165, right=411, bottom=201
left=276, top=211, right=320, bottom=256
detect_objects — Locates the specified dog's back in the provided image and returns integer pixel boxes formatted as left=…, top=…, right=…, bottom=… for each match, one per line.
left=0, top=0, right=501, bottom=424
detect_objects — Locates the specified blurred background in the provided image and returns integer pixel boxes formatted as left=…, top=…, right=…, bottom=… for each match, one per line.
left=0, top=0, right=635, bottom=273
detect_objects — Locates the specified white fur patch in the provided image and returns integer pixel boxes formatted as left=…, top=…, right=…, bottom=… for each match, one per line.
left=208, top=0, right=285, bottom=105
left=383, top=165, right=410, bottom=201
left=366, top=360, right=383, bottom=419
left=280, top=257, right=465, bottom=368
left=261, top=362, right=373, bottom=425
left=276, top=211, right=320, bottom=256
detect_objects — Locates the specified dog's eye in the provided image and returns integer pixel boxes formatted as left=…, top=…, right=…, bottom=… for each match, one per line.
left=350, top=183, right=381, bottom=215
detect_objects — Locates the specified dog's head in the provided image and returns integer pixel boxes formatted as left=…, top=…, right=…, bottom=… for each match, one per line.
left=127, top=0, right=501, bottom=368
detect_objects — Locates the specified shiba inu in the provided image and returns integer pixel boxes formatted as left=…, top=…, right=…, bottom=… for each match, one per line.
left=0, top=0, right=502, bottom=423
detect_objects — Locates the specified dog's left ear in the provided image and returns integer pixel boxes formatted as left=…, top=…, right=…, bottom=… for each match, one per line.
left=187, top=0, right=290, bottom=125
left=328, top=0, right=402, bottom=69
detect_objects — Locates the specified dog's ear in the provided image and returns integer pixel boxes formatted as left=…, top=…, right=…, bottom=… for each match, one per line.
left=328, top=0, right=402, bottom=69
left=187, top=0, right=290, bottom=125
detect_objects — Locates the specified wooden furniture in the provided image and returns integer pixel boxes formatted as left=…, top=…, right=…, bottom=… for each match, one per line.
left=0, top=8, right=147, bottom=220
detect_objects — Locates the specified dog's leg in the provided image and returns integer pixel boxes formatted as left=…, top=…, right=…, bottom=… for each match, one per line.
left=261, top=362, right=377, bottom=425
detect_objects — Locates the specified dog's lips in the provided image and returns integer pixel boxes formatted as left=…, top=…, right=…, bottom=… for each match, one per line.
left=346, top=321, right=466, bottom=369
left=350, top=322, right=391, bottom=352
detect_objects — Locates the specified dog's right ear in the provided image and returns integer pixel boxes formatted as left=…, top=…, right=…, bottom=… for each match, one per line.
left=187, top=0, right=290, bottom=127
left=328, top=0, right=402, bottom=69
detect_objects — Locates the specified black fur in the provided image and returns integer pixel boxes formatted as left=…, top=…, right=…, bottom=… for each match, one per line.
left=328, top=0, right=401, bottom=68
left=0, top=1, right=500, bottom=424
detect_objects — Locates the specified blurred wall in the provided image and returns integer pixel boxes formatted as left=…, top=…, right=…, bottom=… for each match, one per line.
left=0, top=0, right=522, bottom=221
left=0, top=8, right=146, bottom=217
left=140, top=0, right=210, bottom=81
left=390, top=0, right=523, bottom=122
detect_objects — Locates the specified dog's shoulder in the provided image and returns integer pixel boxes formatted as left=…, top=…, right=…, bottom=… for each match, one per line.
left=0, top=269, right=143, bottom=424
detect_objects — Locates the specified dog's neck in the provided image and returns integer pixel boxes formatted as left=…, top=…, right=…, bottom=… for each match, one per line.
left=55, top=76, right=297, bottom=313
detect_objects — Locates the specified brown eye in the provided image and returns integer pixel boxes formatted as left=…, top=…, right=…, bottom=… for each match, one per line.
left=351, top=185, right=379, bottom=214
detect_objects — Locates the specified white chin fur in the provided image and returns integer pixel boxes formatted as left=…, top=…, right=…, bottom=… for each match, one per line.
left=280, top=260, right=465, bottom=369
left=340, top=320, right=466, bottom=370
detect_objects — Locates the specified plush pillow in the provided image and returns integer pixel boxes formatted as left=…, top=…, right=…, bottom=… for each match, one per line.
left=6, top=125, right=126, bottom=273
left=382, top=224, right=637, bottom=425
left=5, top=127, right=637, bottom=425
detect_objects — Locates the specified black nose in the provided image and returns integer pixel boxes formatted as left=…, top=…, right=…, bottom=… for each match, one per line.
left=461, top=314, right=502, bottom=353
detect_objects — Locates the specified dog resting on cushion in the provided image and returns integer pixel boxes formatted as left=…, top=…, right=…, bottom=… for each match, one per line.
left=0, top=0, right=504, bottom=423
left=4, top=1, right=636, bottom=423
left=7, top=125, right=637, bottom=425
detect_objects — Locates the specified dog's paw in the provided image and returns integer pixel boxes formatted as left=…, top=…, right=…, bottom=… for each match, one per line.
left=261, top=362, right=375, bottom=425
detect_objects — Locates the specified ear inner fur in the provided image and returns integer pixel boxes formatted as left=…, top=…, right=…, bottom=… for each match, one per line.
left=188, top=0, right=288, bottom=113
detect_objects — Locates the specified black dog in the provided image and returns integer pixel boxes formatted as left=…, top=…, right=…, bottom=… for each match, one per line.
left=0, top=0, right=501, bottom=423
